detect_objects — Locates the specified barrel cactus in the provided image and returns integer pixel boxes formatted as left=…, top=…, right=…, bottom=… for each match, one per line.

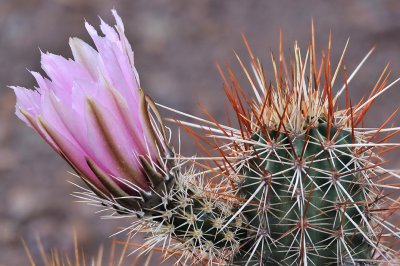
left=13, top=11, right=400, bottom=265
left=158, top=34, right=400, bottom=264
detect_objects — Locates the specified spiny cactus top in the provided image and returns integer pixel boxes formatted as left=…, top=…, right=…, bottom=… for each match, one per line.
left=13, top=11, right=400, bottom=266
left=169, top=34, right=400, bottom=264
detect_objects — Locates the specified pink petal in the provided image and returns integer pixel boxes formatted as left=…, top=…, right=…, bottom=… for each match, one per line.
left=85, top=21, right=140, bottom=106
left=69, top=37, right=101, bottom=79
left=84, top=98, right=149, bottom=189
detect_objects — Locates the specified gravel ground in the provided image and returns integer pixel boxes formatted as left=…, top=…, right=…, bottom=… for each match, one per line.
left=1, top=0, right=400, bottom=265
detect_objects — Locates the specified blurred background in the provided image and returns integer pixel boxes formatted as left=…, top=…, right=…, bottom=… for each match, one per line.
left=1, top=0, right=400, bottom=265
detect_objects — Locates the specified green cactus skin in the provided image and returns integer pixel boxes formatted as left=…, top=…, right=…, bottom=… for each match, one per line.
left=235, top=120, right=374, bottom=265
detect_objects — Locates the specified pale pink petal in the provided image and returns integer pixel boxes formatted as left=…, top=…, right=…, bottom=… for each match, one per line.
left=85, top=21, right=139, bottom=105
left=12, top=86, right=41, bottom=120
left=111, top=9, right=140, bottom=84
left=99, top=18, right=120, bottom=47
left=40, top=52, right=92, bottom=102
left=12, top=86, right=61, bottom=151
left=69, top=37, right=101, bottom=79
left=31, top=71, right=52, bottom=92
left=39, top=118, right=107, bottom=192
left=40, top=91, right=79, bottom=148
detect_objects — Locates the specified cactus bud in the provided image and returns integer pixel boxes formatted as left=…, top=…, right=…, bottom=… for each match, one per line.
left=12, top=10, right=174, bottom=214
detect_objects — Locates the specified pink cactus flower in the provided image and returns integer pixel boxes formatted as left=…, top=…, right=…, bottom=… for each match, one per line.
left=12, top=10, right=170, bottom=204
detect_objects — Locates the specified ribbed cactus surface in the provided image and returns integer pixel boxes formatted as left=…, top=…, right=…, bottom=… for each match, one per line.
left=237, top=121, right=372, bottom=265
